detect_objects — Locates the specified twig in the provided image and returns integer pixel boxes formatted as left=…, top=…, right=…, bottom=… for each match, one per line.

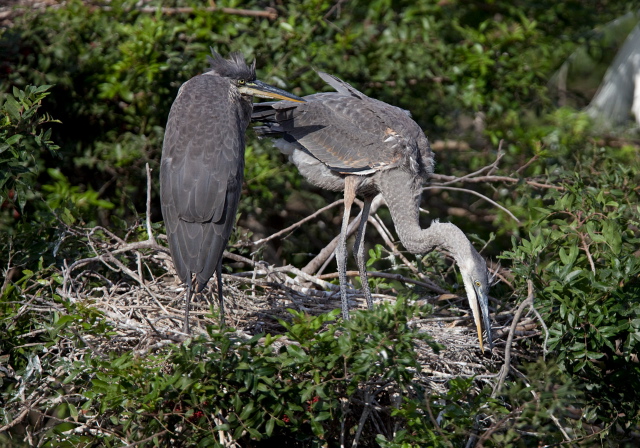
left=0, top=406, right=30, bottom=433
left=340, top=397, right=349, bottom=447
left=351, top=390, right=373, bottom=448
left=493, top=280, right=535, bottom=395
left=223, top=251, right=340, bottom=292
left=318, top=270, right=442, bottom=292
left=98, top=6, right=278, bottom=19
left=0, top=397, right=44, bottom=433
left=530, top=306, right=549, bottom=359
left=251, top=199, right=344, bottom=246
left=425, top=396, right=453, bottom=447
left=1, top=241, right=15, bottom=297
left=579, top=232, right=596, bottom=274
left=121, top=430, right=169, bottom=448
left=438, top=142, right=504, bottom=186
left=515, top=154, right=540, bottom=175
left=475, top=404, right=526, bottom=447
left=431, top=173, right=565, bottom=191
left=423, top=185, right=519, bottom=222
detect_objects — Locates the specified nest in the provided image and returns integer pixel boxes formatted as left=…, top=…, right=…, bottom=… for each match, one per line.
left=54, top=225, right=538, bottom=398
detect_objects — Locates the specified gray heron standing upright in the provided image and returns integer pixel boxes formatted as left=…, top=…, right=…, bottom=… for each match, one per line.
left=252, top=71, right=493, bottom=351
left=160, top=50, right=304, bottom=333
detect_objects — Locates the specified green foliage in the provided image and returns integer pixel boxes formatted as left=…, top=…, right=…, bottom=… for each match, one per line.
left=0, top=299, right=438, bottom=446
left=1, top=288, right=592, bottom=447
left=42, top=168, right=114, bottom=225
left=0, top=84, right=59, bottom=214
left=2, top=0, right=640, bottom=444
left=502, top=147, right=640, bottom=431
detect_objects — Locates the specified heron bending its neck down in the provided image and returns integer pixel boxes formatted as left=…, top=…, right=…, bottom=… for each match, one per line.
left=160, top=50, right=304, bottom=333
left=252, top=71, right=492, bottom=351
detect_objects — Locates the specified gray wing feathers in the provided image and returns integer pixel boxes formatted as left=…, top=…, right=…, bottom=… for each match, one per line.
left=316, top=71, right=363, bottom=98
left=161, top=74, right=247, bottom=289
left=252, top=72, right=434, bottom=177
left=255, top=93, right=410, bottom=172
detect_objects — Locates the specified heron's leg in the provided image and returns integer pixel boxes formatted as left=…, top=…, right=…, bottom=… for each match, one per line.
left=353, top=195, right=373, bottom=310
left=184, top=276, right=192, bottom=334
left=337, top=177, right=357, bottom=320
left=216, top=260, right=225, bottom=327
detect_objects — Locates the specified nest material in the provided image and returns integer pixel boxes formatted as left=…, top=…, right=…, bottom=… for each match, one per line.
left=54, top=235, right=528, bottom=394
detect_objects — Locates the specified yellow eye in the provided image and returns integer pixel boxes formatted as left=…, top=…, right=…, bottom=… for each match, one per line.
left=238, top=79, right=246, bottom=85
left=475, top=281, right=481, bottom=287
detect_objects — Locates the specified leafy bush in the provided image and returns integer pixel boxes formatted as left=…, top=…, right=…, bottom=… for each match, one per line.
left=0, top=290, right=587, bottom=447
left=502, top=146, right=640, bottom=431
left=0, top=84, right=59, bottom=217
left=2, top=1, right=640, bottom=445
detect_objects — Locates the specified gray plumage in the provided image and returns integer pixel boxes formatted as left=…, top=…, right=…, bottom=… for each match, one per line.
left=160, top=50, right=304, bottom=332
left=252, top=72, right=493, bottom=351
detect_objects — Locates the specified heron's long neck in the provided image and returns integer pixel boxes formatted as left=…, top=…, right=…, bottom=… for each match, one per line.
left=378, top=169, right=474, bottom=259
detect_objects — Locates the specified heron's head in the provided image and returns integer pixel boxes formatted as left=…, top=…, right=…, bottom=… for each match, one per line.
left=208, top=50, right=304, bottom=103
left=459, top=250, right=493, bottom=352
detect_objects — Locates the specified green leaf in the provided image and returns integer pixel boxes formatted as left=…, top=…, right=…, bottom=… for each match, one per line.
left=239, top=401, right=255, bottom=421
left=4, top=96, right=21, bottom=121
left=265, top=417, right=275, bottom=436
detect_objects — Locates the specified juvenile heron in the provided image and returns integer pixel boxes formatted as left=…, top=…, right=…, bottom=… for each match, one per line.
left=160, top=50, right=304, bottom=333
left=252, top=72, right=493, bottom=351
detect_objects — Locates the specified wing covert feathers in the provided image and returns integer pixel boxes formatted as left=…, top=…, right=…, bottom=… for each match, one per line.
left=161, top=74, right=249, bottom=288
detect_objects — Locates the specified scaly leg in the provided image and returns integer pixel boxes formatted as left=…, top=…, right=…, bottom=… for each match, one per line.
left=353, top=195, right=373, bottom=310
left=216, top=260, right=226, bottom=327
left=184, top=276, right=192, bottom=334
left=337, top=177, right=357, bottom=320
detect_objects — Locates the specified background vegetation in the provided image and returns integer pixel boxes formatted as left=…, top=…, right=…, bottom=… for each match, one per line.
left=1, top=0, right=639, bottom=446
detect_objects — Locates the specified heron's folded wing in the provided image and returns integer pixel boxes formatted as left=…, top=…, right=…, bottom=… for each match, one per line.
left=272, top=93, right=408, bottom=173
left=160, top=75, right=246, bottom=282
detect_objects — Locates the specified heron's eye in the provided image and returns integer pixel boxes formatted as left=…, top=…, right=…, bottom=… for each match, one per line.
left=238, top=79, right=246, bottom=85
left=475, top=280, right=481, bottom=287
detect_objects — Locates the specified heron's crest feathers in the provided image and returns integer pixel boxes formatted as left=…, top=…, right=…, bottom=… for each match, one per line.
left=208, top=49, right=256, bottom=81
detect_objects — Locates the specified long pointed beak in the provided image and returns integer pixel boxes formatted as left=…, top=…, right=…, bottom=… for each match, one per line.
left=240, top=80, right=305, bottom=102
left=467, top=284, right=493, bottom=352
left=478, top=288, right=493, bottom=351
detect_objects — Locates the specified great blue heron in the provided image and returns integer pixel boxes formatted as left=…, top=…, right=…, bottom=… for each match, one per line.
left=252, top=72, right=493, bottom=351
left=160, top=50, right=304, bottom=333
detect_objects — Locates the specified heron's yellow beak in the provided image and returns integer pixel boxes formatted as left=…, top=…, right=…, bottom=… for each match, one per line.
left=466, top=280, right=493, bottom=352
left=240, top=80, right=305, bottom=102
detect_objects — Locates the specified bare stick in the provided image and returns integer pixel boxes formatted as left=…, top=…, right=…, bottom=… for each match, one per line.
left=514, top=154, right=540, bottom=175
left=318, top=270, right=443, bottom=292
left=438, top=142, right=504, bottom=186
left=222, top=252, right=340, bottom=292
left=351, top=390, right=373, bottom=448
left=301, top=197, right=382, bottom=275
left=579, top=232, right=596, bottom=274
left=423, top=185, right=520, bottom=223
left=0, top=398, right=43, bottom=433
left=425, top=397, right=453, bottom=447
left=431, top=173, right=565, bottom=191
left=0, top=406, right=30, bottom=433
left=493, top=280, right=535, bottom=396
left=98, top=6, right=278, bottom=19
left=252, top=199, right=344, bottom=246
left=121, top=430, right=169, bottom=448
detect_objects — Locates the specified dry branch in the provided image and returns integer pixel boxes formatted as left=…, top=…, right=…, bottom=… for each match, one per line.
left=493, top=280, right=536, bottom=395
left=0, top=3, right=278, bottom=22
